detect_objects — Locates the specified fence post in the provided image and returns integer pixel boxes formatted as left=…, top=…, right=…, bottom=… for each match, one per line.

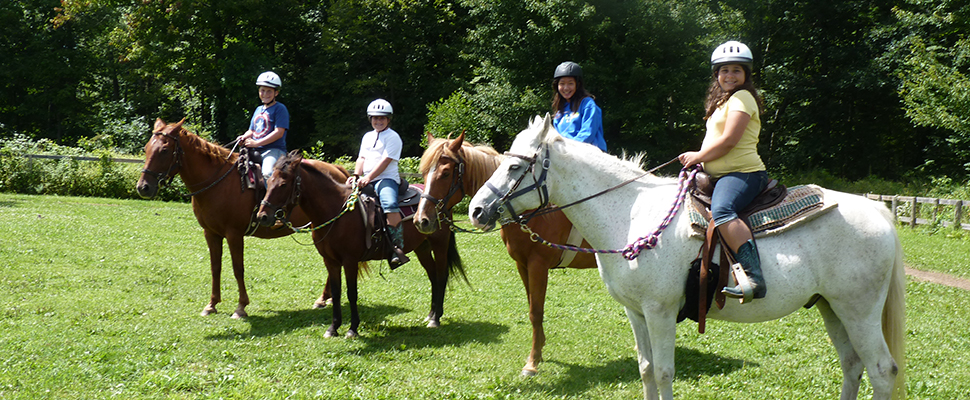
left=891, top=196, right=899, bottom=222
left=910, top=197, right=918, bottom=228
left=957, top=201, right=965, bottom=230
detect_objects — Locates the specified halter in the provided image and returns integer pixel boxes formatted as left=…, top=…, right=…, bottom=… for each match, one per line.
left=141, top=131, right=183, bottom=188
left=420, top=153, right=467, bottom=231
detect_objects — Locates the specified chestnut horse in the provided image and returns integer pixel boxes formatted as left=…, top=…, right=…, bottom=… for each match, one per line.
left=256, top=150, right=466, bottom=338
left=413, top=132, right=597, bottom=376
left=136, top=118, right=348, bottom=318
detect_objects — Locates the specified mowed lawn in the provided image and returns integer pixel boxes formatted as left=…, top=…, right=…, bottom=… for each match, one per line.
left=0, top=193, right=968, bottom=399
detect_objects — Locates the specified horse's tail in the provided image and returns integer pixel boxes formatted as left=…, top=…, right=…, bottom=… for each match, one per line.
left=358, top=261, right=370, bottom=278
left=447, top=230, right=470, bottom=286
left=884, top=233, right=906, bottom=400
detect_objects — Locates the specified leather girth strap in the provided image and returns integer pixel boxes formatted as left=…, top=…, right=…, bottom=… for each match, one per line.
left=698, top=220, right=731, bottom=334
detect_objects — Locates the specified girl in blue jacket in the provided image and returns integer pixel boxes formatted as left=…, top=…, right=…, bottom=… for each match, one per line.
left=550, top=61, right=607, bottom=152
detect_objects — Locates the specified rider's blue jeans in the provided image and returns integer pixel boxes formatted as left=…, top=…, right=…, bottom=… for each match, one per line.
left=260, top=148, right=285, bottom=181
left=711, top=171, right=769, bottom=227
left=374, top=178, right=401, bottom=214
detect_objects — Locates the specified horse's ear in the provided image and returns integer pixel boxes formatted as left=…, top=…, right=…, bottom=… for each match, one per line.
left=448, top=131, right=465, bottom=153
left=426, top=131, right=435, bottom=144
left=172, top=118, right=186, bottom=133
left=539, top=113, right=554, bottom=141
left=153, top=118, right=166, bottom=132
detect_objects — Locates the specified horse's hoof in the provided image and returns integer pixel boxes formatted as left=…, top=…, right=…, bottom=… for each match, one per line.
left=200, top=306, right=217, bottom=316
left=426, top=319, right=440, bottom=329
left=346, top=330, right=359, bottom=339
left=313, top=300, right=331, bottom=309
left=521, top=367, right=538, bottom=377
left=324, top=328, right=338, bottom=338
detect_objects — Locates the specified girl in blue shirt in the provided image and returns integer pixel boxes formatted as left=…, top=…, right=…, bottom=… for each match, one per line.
left=551, top=61, right=607, bottom=152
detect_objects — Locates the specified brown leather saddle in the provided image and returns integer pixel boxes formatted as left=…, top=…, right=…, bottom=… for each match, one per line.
left=678, top=171, right=787, bottom=333
left=357, top=180, right=424, bottom=266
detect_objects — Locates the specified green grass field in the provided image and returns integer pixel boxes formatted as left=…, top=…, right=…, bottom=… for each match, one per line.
left=1, top=193, right=968, bottom=399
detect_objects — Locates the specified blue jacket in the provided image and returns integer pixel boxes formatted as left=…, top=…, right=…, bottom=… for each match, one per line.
left=554, top=96, right=606, bottom=151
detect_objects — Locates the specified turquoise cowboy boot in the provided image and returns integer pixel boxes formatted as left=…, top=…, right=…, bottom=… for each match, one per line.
left=722, top=239, right=766, bottom=303
left=388, top=225, right=410, bottom=269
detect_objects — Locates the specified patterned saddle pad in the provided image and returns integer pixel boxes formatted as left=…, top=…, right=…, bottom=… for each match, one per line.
left=688, top=184, right=838, bottom=239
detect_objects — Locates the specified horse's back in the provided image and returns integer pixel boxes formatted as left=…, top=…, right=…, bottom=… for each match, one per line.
left=709, top=189, right=899, bottom=322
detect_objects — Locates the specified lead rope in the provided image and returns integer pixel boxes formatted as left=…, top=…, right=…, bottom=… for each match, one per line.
left=518, top=165, right=698, bottom=260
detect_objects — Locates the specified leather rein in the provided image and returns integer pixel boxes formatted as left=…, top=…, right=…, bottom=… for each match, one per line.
left=141, top=131, right=236, bottom=198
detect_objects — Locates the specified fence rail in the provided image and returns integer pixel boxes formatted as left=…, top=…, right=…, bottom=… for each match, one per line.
left=865, top=194, right=970, bottom=230
left=25, top=154, right=143, bottom=164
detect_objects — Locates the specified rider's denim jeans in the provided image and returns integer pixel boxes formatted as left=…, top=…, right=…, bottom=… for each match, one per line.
left=711, top=170, right=769, bottom=227
left=260, top=148, right=285, bottom=181
left=374, top=178, right=401, bottom=214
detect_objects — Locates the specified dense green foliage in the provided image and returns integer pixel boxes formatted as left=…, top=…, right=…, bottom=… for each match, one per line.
left=1, top=193, right=969, bottom=398
left=2, top=0, right=969, bottom=182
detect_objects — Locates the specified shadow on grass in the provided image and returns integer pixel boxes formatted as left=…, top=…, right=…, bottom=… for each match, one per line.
left=204, top=302, right=411, bottom=340
left=502, top=346, right=749, bottom=397
left=204, top=303, right=508, bottom=353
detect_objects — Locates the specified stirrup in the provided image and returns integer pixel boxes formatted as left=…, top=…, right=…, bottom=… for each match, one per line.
left=723, top=262, right=755, bottom=304
left=389, top=248, right=410, bottom=270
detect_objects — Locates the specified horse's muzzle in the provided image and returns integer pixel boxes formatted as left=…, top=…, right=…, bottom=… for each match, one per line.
left=135, top=178, right=157, bottom=199
left=469, top=203, right=498, bottom=232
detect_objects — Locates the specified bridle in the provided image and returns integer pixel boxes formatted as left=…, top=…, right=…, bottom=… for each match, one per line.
left=141, top=131, right=183, bottom=188
left=420, top=153, right=467, bottom=230
left=480, top=144, right=552, bottom=226
left=260, top=172, right=303, bottom=224
left=484, top=141, right=679, bottom=227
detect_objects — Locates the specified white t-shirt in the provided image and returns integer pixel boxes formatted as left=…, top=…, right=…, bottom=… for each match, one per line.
left=357, top=128, right=402, bottom=183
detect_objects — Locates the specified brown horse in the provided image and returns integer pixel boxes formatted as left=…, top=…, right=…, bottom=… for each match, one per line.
left=136, top=118, right=348, bottom=318
left=414, top=132, right=597, bottom=376
left=256, top=150, right=466, bottom=338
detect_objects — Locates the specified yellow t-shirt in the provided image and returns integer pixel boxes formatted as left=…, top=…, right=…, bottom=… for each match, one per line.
left=701, top=90, right=765, bottom=177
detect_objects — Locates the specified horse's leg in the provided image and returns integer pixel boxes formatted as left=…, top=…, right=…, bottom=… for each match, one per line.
left=323, top=259, right=342, bottom=338
left=201, top=231, right=223, bottom=316
left=415, top=241, right=444, bottom=328
left=520, top=256, right=550, bottom=377
left=625, top=307, right=660, bottom=400
left=314, top=271, right=335, bottom=309
left=345, top=262, right=361, bottom=338
left=828, top=300, right=899, bottom=400
left=226, top=234, right=250, bottom=319
left=816, top=298, right=864, bottom=400
left=640, top=306, right=677, bottom=400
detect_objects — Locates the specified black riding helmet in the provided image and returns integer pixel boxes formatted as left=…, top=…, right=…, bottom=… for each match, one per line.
left=553, top=61, right=583, bottom=79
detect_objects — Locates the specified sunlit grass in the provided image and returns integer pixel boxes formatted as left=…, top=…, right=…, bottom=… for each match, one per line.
left=0, top=193, right=967, bottom=399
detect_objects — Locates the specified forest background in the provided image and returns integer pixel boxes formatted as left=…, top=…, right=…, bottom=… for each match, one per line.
left=3, top=0, right=969, bottom=184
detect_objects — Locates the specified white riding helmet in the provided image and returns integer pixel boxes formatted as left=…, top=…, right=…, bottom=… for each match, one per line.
left=256, top=71, right=282, bottom=88
left=711, top=41, right=753, bottom=71
left=367, top=99, right=393, bottom=116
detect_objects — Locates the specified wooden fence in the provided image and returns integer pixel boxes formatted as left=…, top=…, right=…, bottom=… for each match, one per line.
left=865, top=194, right=970, bottom=230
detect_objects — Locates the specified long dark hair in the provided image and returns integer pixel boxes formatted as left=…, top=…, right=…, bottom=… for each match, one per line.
left=704, top=64, right=764, bottom=119
left=551, top=77, right=594, bottom=116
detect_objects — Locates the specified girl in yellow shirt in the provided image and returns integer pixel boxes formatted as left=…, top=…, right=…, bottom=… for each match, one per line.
left=678, top=41, right=768, bottom=302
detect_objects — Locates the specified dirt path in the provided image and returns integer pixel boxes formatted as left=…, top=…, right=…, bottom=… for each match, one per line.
left=906, top=266, right=970, bottom=290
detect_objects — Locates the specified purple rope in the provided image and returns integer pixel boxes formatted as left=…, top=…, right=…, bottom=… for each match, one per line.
left=528, top=166, right=698, bottom=260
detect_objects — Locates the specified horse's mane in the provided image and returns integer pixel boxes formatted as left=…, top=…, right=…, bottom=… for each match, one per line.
left=178, top=127, right=237, bottom=164
left=420, top=137, right=505, bottom=190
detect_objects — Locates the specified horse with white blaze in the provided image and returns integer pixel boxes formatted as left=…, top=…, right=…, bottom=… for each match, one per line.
left=468, top=115, right=905, bottom=400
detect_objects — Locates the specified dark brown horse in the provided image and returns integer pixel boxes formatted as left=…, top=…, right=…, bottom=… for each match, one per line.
left=136, top=118, right=348, bottom=318
left=414, top=132, right=597, bottom=376
left=256, top=150, right=465, bottom=338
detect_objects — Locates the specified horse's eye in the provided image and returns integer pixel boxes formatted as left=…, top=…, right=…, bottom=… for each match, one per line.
left=509, top=164, right=521, bottom=172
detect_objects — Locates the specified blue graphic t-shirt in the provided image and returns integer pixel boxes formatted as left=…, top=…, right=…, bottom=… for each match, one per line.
left=248, top=102, right=289, bottom=152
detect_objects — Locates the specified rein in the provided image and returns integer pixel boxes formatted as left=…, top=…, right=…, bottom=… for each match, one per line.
left=142, top=131, right=236, bottom=198
left=420, top=154, right=468, bottom=232
left=261, top=171, right=361, bottom=234
left=494, top=142, right=698, bottom=260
